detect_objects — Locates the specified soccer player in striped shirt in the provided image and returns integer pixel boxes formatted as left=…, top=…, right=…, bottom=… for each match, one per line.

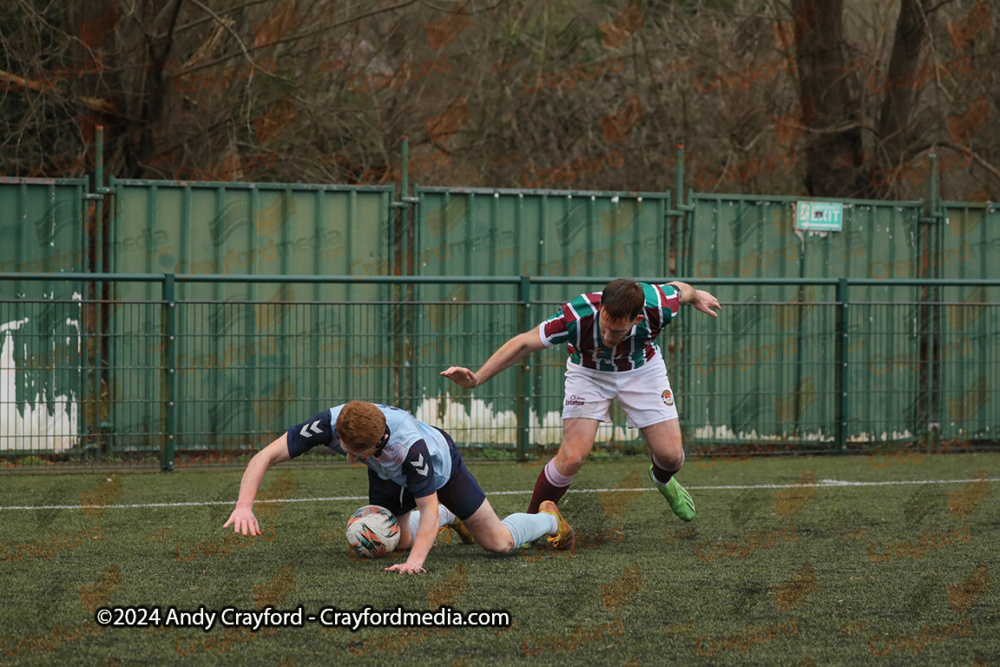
left=442, top=278, right=720, bottom=522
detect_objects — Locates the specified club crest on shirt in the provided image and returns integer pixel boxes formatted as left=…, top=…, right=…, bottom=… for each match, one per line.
left=662, top=390, right=674, bottom=406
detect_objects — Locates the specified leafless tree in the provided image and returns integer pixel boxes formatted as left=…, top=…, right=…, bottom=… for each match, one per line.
left=0, top=0, right=996, bottom=200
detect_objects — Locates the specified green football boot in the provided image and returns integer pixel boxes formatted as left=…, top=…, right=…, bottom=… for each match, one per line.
left=649, top=466, right=696, bottom=521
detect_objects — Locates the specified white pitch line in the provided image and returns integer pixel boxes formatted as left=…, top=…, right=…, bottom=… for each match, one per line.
left=0, top=477, right=993, bottom=511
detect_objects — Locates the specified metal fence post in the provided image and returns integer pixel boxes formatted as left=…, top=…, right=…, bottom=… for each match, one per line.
left=517, top=275, right=531, bottom=461
left=926, top=155, right=943, bottom=453
left=388, top=137, right=418, bottom=409
left=161, top=273, right=176, bottom=471
left=400, top=137, right=414, bottom=411
left=835, top=278, right=849, bottom=455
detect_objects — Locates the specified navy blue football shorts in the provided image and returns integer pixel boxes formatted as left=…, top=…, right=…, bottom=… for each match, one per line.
left=367, top=428, right=486, bottom=521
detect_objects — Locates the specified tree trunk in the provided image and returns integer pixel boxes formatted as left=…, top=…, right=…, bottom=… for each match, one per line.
left=875, top=0, right=937, bottom=171
left=792, top=0, right=869, bottom=197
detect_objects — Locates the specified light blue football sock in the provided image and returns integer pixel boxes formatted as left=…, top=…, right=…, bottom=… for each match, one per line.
left=501, top=513, right=558, bottom=547
left=439, top=505, right=456, bottom=526
left=408, top=505, right=457, bottom=534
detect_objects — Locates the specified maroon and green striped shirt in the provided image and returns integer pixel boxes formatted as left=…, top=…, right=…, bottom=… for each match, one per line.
left=538, top=283, right=681, bottom=371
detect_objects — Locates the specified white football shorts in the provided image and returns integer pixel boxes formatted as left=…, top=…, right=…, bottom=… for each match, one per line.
left=561, top=351, right=678, bottom=428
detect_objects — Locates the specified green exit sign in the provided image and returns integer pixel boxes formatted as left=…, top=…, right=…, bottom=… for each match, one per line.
left=796, top=201, right=843, bottom=231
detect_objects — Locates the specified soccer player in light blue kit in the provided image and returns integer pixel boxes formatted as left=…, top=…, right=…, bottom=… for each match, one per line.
left=224, top=401, right=574, bottom=574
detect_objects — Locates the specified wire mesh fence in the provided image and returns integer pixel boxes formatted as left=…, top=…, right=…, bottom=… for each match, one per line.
left=1, top=275, right=997, bottom=470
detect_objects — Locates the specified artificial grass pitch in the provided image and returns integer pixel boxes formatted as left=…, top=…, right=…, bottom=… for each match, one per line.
left=0, top=454, right=996, bottom=666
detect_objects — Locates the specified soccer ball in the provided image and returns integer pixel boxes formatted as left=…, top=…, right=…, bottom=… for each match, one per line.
left=346, top=505, right=400, bottom=559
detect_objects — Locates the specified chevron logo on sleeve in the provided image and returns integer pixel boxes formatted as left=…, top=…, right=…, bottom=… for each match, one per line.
left=414, top=454, right=429, bottom=476
left=300, top=420, right=323, bottom=438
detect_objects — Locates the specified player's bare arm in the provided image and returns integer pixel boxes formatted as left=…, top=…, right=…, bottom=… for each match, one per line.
left=441, top=329, right=546, bottom=388
left=669, top=280, right=722, bottom=318
left=223, top=434, right=292, bottom=536
left=385, top=493, right=439, bottom=574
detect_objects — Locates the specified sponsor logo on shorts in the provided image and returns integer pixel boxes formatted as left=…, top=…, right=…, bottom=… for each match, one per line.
left=662, top=389, right=674, bottom=406
left=565, top=394, right=586, bottom=406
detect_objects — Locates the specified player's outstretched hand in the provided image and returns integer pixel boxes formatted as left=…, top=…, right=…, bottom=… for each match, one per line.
left=384, top=562, right=427, bottom=574
left=223, top=506, right=261, bottom=536
left=691, top=290, right=722, bottom=318
left=440, top=366, right=480, bottom=389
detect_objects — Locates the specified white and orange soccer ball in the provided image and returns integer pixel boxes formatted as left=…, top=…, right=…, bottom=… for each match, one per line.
left=345, top=505, right=400, bottom=559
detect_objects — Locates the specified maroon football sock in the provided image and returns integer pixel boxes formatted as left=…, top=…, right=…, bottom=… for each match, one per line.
left=651, top=454, right=680, bottom=485
left=527, top=469, right=571, bottom=514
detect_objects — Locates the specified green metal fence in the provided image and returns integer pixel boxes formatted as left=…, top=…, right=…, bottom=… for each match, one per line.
left=2, top=138, right=997, bottom=469
left=1, top=273, right=996, bottom=470
left=10, top=141, right=997, bottom=289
